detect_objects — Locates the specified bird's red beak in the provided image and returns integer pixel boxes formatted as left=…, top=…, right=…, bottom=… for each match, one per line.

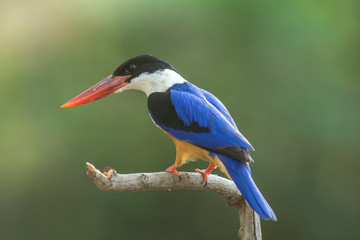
left=60, top=75, right=131, bottom=108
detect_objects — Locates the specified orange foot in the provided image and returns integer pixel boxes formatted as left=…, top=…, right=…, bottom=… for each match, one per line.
left=195, top=162, right=216, bottom=183
left=166, top=164, right=180, bottom=178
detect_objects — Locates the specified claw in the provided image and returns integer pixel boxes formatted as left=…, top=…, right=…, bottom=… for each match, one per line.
left=166, top=164, right=181, bottom=181
left=195, top=169, right=210, bottom=182
left=195, top=162, right=216, bottom=185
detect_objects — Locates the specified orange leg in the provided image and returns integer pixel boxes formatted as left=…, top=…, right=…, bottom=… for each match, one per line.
left=195, top=162, right=216, bottom=182
left=166, top=164, right=180, bottom=177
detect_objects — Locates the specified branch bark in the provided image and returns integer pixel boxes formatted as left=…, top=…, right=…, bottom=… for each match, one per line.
left=86, top=162, right=262, bottom=240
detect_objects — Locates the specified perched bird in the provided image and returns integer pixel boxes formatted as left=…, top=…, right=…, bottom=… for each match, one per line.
left=61, top=55, right=277, bottom=221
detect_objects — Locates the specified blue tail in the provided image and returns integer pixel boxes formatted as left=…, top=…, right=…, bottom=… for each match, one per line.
left=217, top=153, right=277, bottom=221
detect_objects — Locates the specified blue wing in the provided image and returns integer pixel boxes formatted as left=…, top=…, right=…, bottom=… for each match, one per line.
left=199, top=88, right=238, bottom=129
left=148, top=82, right=254, bottom=154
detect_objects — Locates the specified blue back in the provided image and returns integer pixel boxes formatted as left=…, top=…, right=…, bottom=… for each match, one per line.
left=164, top=82, right=254, bottom=151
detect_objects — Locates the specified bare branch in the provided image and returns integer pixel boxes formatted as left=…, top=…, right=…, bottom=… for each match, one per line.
left=86, top=162, right=262, bottom=240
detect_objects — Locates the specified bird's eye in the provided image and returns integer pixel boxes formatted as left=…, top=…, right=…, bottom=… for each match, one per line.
left=126, top=64, right=136, bottom=74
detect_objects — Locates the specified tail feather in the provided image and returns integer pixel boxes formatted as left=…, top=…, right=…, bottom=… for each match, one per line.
left=217, top=154, right=277, bottom=221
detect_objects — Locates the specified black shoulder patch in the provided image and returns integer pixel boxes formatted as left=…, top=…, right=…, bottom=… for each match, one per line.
left=147, top=92, right=210, bottom=133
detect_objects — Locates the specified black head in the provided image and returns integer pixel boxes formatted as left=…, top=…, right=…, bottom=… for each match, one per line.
left=113, top=55, right=177, bottom=82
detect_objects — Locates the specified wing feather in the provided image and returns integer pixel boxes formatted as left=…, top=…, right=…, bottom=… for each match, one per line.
left=147, top=82, right=254, bottom=162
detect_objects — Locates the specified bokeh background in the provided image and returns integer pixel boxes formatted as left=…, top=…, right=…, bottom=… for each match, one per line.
left=0, top=0, right=359, bottom=239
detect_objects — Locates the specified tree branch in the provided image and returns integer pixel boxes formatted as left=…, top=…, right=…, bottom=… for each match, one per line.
left=86, top=162, right=262, bottom=240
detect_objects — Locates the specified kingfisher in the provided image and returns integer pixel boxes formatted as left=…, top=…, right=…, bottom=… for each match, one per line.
left=61, top=55, right=277, bottom=221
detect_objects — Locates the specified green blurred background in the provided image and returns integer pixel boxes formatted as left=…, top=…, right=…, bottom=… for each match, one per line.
left=0, top=0, right=359, bottom=239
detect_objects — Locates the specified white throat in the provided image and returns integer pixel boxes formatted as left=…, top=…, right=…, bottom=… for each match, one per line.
left=116, top=69, right=187, bottom=96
